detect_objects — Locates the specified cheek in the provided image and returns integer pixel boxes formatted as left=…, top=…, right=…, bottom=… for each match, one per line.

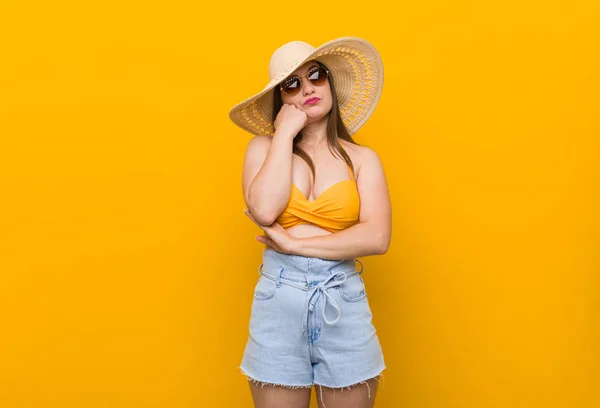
left=282, top=94, right=301, bottom=106
left=320, top=97, right=333, bottom=113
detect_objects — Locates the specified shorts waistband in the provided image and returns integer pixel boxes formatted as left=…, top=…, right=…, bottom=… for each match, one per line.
left=257, top=249, right=364, bottom=335
left=260, top=248, right=362, bottom=281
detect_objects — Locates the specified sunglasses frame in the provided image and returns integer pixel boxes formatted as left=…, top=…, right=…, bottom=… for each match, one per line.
left=279, top=66, right=330, bottom=96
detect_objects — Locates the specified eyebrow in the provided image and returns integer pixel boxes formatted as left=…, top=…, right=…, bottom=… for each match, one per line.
left=293, top=64, right=320, bottom=76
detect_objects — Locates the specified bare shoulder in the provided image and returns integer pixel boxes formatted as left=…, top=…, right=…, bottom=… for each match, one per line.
left=243, top=135, right=272, bottom=164
left=243, top=135, right=272, bottom=169
left=246, top=134, right=272, bottom=151
left=339, top=139, right=382, bottom=178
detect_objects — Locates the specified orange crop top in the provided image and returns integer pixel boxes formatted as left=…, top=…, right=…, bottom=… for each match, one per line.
left=276, top=146, right=360, bottom=233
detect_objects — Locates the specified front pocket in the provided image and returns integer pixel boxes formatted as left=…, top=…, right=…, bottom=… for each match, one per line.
left=337, top=273, right=367, bottom=302
left=253, top=275, right=277, bottom=301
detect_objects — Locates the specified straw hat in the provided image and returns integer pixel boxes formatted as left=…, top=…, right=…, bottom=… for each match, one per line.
left=229, top=36, right=384, bottom=136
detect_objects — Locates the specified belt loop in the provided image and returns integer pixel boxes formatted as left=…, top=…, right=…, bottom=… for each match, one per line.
left=355, top=259, right=364, bottom=275
left=258, top=263, right=264, bottom=275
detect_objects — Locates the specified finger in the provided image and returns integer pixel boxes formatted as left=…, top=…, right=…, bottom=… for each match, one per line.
left=256, top=234, right=273, bottom=248
left=256, top=235, right=282, bottom=252
left=256, top=235, right=268, bottom=244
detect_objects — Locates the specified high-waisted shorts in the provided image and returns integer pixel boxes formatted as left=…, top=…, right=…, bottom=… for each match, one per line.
left=239, top=248, right=386, bottom=392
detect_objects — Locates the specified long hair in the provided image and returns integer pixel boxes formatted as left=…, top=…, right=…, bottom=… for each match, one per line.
left=272, top=61, right=358, bottom=183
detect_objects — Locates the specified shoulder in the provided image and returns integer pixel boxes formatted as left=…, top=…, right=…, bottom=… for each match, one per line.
left=339, top=140, right=382, bottom=177
left=243, top=135, right=272, bottom=160
left=339, top=139, right=379, bottom=160
left=246, top=134, right=272, bottom=150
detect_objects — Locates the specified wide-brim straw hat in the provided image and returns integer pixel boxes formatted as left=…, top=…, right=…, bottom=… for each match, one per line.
left=229, top=36, right=384, bottom=136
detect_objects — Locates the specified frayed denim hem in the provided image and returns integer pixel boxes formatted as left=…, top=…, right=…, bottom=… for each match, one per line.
left=314, top=369, right=385, bottom=406
left=238, top=365, right=313, bottom=389
left=239, top=365, right=386, bottom=408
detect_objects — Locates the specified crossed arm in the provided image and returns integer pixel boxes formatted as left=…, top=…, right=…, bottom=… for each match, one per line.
left=290, top=147, right=391, bottom=259
left=245, top=140, right=392, bottom=261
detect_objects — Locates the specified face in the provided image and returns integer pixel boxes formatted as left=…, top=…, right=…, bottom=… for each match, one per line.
left=279, top=60, right=333, bottom=122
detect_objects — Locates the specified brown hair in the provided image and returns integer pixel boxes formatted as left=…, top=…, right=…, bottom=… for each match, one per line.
left=272, top=61, right=358, bottom=183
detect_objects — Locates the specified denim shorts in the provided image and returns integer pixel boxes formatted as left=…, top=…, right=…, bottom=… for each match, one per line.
left=239, top=248, right=386, bottom=394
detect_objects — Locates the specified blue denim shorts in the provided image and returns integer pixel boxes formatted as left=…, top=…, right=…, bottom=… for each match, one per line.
left=239, top=248, right=386, bottom=392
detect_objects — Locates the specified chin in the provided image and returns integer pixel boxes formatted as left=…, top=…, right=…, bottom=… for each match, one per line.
left=306, top=106, right=330, bottom=119
left=306, top=113, right=328, bottom=122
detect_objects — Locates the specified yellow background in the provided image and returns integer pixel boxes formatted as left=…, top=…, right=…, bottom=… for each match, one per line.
left=1, top=0, right=598, bottom=407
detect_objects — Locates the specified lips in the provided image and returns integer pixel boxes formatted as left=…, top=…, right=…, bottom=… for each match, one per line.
left=304, top=97, right=321, bottom=105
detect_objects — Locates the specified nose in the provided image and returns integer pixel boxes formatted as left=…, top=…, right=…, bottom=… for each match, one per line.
left=301, top=78, right=316, bottom=96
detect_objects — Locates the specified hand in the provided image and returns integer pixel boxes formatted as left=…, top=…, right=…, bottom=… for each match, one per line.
left=244, top=209, right=298, bottom=254
left=273, top=103, right=308, bottom=137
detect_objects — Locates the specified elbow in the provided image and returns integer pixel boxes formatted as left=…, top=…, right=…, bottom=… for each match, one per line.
left=246, top=205, right=280, bottom=226
left=246, top=188, right=283, bottom=226
left=376, top=242, right=390, bottom=255
left=374, top=232, right=391, bottom=255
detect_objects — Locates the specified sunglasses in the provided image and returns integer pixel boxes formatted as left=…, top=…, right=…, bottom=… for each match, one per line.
left=279, top=66, right=329, bottom=96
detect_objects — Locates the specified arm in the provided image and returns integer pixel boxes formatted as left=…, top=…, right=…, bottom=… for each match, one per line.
left=291, top=147, right=392, bottom=260
left=242, top=130, right=295, bottom=226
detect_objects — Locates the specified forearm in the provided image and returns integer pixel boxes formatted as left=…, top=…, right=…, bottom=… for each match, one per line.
left=292, top=221, right=390, bottom=260
left=247, top=131, right=294, bottom=223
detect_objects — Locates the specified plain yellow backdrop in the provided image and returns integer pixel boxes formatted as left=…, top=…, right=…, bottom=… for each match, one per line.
left=1, top=0, right=598, bottom=407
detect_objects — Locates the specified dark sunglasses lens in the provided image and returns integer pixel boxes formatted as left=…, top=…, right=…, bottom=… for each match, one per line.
left=282, top=77, right=301, bottom=95
left=308, top=68, right=328, bottom=85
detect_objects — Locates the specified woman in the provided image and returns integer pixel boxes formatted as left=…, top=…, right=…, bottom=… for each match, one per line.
left=229, top=37, right=391, bottom=408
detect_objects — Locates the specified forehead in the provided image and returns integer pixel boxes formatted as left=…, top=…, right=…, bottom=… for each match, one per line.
left=291, top=60, right=320, bottom=76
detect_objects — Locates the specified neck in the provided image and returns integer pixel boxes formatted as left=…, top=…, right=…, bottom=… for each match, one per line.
left=299, top=115, right=329, bottom=148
